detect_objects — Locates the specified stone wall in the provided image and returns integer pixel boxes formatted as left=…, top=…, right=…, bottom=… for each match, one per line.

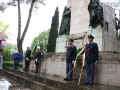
left=95, top=52, right=120, bottom=87
left=27, top=52, right=120, bottom=87
left=67, top=0, right=120, bottom=52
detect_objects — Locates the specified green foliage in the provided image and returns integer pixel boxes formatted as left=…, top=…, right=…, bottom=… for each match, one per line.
left=3, top=61, right=23, bottom=69
left=0, top=20, right=11, bottom=36
left=76, top=48, right=83, bottom=64
left=59, top=6, right=66, bottom=35
left=2, top=44, right=17, bottom=61
left=31, top=29, right=49, bottom=54
left=118, top=35, right=120, bottom=40
left=47, top=7, right=59, bottom=52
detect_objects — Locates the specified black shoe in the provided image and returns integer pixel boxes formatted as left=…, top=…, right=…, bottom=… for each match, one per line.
left=85, top=82, right=90, bottom=85
left=63, top=78, right=68, bottom=81
left=67, top=79, right=71, bottom=81
left=90, top=83, right=93, bottom=86
left=34, top=71, right=38, bottom=73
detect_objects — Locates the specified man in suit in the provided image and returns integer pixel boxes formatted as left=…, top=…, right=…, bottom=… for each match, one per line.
left=25, top=47, right=31, bottom=72
left=64, top=39, right=77, bottom=81
left=34, top=46, right=41, bottom=73
left=85, top=34, right=98, bottom=86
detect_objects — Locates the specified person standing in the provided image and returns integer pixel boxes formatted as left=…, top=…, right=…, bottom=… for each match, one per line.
left=25, top=47, right=31, bottom=72
left=34, top=46, right=41, bottom=73
left=64, top=39, right=77, bottom=81
left=0, top=40, right=3, bottom=70
left=13, top=52, right=21, bottom=69
left=85, top=34, right=98, bottom=86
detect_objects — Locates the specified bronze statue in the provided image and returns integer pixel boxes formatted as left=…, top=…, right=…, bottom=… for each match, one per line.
left=88, top=0, right=104, bottom=28
left=59, top=7, right=71, bottom=35
left=115, top=14, right=120, bottom=30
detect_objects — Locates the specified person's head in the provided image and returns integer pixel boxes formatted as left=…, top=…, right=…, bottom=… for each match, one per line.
left=37, top=46, right=41, bottom=51
left=68, top=39, right=74, bottom=45
left=27, top=47, right=30, bottom=50
left=88, top=34, right=94, bottom=42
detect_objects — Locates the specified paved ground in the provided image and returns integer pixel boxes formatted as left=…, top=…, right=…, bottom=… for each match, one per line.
left=27, top=71, right=120, bottom=90
left=0, top=76, right=32, bottom=90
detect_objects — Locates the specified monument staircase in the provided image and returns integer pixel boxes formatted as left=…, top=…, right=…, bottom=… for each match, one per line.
left=1, top=51, right=120, bottom=90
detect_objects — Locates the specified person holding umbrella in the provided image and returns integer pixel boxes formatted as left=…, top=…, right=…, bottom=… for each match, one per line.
left=0, top=33, right=8, bottom=70
left=0, top=40, right=3, bottom=70
left=34, top=46, right=41, bottom=73
left=13, top=52, right=23, bottom=69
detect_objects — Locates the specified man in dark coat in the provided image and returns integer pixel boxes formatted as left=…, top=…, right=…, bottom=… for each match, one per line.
left=85, top=34, right=98, bottom=86
left=35, top=46, right=41, bottom=73
left=64, top=39, right=77, bottom=81
left=25, top=47, right=31, bottom=72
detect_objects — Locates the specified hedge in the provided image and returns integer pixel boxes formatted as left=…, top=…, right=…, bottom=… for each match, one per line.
left=3, top=61, right=23, bottom=69
left=76, top=48, right=83, bottom=64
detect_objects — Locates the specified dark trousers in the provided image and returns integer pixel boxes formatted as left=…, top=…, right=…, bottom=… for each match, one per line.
left=66, top=62, right=73, bottom=79
left=13, top=64, right=18, bottom=69
left=86, top=62, right=95, bottom=83
left=35, top=62, right=40, bottom=72
left=25, top=61, right=30, bottom=71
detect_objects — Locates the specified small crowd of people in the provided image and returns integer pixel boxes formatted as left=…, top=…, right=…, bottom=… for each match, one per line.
left=24, top=46, right=41, bottom=73
left=0, top=34, right=98, bottom=86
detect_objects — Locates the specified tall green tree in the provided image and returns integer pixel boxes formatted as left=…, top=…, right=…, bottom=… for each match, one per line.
left=1, top=0, right=46, bottom=54
left=31, top=29, right=49, bottom=54
left=47, top=7, right=59, bottom=52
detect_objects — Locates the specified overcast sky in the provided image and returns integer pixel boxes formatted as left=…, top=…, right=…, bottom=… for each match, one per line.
left=0, top=0, right=119, bottom=50
left=0, top=0, right=67, bottom=50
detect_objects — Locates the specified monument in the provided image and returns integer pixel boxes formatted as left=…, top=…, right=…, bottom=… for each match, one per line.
left=56, top=7, right=71, bottom=52
left=67, top=0, right=120, bottom=52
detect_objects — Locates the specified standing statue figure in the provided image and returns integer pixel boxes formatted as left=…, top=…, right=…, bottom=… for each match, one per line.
left=88, top=0, right=104, bottom=28
left=59, top=7, right=71, bottom=35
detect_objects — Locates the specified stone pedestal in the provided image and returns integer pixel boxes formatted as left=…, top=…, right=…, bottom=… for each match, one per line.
left=67, top=0, right=120, bottom=52
left=55, top=35, right=68, bottom=52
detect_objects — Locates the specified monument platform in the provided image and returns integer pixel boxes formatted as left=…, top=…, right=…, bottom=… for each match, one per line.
left=1, top=67, right=120, bottom=90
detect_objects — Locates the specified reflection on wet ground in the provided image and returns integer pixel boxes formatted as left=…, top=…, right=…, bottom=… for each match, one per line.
left=25, top=71, right=120, bottom=90
left=0, top=76, right=31, bottom=90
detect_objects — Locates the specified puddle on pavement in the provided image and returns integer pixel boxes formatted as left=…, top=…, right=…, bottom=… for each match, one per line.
left=0, top=76, right=11, bottom=90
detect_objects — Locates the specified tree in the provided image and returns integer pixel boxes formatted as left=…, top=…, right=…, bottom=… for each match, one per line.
left=1, top=0, right=45, bottom=54
left=47, top=7, right=59, bottom=52
left=2, top=44, right=17, bottom=61
left=31, top=29, right=49, bottom=54
left=0, top=20, right=11, bottom=36
left=59, top=6, right=67, bottom=35
left=0, top=2, right=7, bottom=12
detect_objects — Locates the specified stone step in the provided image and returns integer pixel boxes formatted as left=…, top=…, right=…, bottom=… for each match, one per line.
left=2, top=67, right=84, bottom=90
left=2, top=67, right=120, bottom=90
left=1, top=70, right=57, bottom=90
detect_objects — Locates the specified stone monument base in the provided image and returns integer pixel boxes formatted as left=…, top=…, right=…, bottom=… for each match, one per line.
left=55, top=35, right=68, bottom=52
left=68, top=25, right=120, bottom=52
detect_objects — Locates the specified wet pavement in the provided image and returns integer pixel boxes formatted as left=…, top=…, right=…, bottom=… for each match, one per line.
left=24, top=71, right=120, bottom=90
left=1, top=67, right=120, bottom=90
left=0, top=76, right=32, bottom=90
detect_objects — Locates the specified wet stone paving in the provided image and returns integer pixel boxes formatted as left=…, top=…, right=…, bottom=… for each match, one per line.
left=0, top=76, right=32, bottom=90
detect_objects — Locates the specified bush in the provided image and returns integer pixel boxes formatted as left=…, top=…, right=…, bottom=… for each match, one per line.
left=76, top=48, right=83, bottom=64
left=3, top=61, right=23, bottom=69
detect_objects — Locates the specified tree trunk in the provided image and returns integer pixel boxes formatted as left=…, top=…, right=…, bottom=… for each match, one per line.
left=17, top=0, right=22, bottom=53
left=20, top=0, right=35, bottom=54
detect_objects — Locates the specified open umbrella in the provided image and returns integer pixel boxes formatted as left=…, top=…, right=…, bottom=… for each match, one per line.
left=0, top=34, right=8, bottom=40
left=13, top=53, right=23, bottom=62
left=0, top=39, right=9, bottom=49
